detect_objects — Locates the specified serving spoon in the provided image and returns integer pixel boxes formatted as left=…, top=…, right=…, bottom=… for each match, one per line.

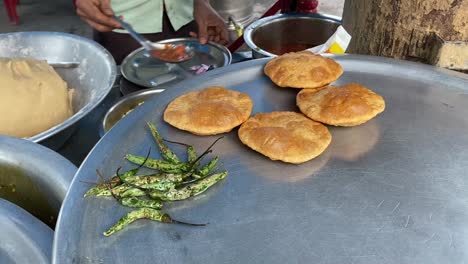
left=112, top=16, right=194, bottom=63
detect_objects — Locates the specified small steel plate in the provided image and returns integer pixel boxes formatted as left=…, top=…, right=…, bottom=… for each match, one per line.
left=121, top=38, right=232, bottom=88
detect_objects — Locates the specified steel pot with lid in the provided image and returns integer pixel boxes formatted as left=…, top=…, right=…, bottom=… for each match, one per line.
left=244, top=13, right=342, bottom=58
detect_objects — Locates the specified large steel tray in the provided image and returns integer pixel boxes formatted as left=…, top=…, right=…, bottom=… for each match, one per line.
left=53, top=55, right=468, bottom=264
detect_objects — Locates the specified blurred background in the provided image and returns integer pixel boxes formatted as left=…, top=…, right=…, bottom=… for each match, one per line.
left=0, top=0, right=344, bottom=39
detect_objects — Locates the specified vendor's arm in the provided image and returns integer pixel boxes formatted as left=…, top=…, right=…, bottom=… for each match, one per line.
left=190, top=0, right=228, bottom=45
left=75, top=0, right=121, bottom=32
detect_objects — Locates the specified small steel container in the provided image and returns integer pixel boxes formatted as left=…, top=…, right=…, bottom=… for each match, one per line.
left=100, top=88, right=165, bottom=136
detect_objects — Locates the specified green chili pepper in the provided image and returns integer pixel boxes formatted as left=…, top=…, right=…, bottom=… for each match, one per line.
left=150, top=171, right=228, bottom=201
left=89, top=125, right=226, bottom=237
left=147, top=122, right=181, bottom=164
left=187, top=145, right=197, bottom=164
left=195, top=156, right=219, bottom=178
left=120, top=167, right=140, bottom=180
left=84, top=186, right=105, bottom=197
left=120, top=197, right=163, bottom=210
left=103, top=208, right=171, bottom=236
left=125, top=154, right=187, bottom=172
left=86, top=184, right=132, bottom=197
left=84, top=167, right=140, bottom=197
left=120, top=173, right=180, bottom=190
left=92, top=181, right=176, bottom=198
left=120, top=188, right=146, bottom=198
left=103, top=208, right=205, bottom=236
left=162, top=139, right=198, bottom=166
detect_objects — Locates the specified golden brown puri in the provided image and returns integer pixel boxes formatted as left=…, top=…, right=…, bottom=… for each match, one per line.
left=264, top=51, right=343, bottom=89
left=296, top=83, right=386, bottom=126
left=238, top=111, right=332, bottom=164
left=163, top=86, right=253, bottom=135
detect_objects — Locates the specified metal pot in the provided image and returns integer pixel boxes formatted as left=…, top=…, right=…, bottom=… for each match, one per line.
left=244, top=13, right=342, bottom=58
left=0, top=135, right=77, bottom=227
left=0, top=32, right=117, bottom=149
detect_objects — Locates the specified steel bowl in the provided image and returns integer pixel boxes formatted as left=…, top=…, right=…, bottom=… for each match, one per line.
left=0, top=135, right=77, bottom=227
left=0, top=32, right=117, bottom=149
left=100, top=88, right=165, bottom=137
left=244, top=13, right=342, bottom=58
left=0, top=198, right=54, bottom=264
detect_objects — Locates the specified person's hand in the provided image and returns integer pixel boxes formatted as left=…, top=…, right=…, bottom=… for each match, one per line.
left=190, top=0, right=228, bottom=45
left=75, top=0, right=121, bottom=32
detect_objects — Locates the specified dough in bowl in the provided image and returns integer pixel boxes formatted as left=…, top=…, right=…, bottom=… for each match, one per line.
left=164, top=86, right=253, bottom=135
left=0, top=58, right=73, bottom=138
left=238, top=111, right=332, bottom=164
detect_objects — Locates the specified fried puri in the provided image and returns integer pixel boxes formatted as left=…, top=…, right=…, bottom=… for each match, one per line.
left=163, top=86, right=253, bottom=135
left=297, top=83, right=385, bottom=126
left=238, top=111, right=332, bottom=164
left=264, top=51, right=343, bottom=90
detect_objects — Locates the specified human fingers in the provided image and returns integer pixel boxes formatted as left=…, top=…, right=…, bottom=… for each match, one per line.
left=99, top=0, right=115, bottom=16
left=212, top=22, right=228, bottom=44
left=196, top=21, right=209, bottom=44
left=76, top=0, right=120, bottom=29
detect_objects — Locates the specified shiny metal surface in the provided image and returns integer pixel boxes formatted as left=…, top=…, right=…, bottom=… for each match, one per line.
left=210, top=0, right=255, bottom=26
left=0, top=32, right=117, bottom=148
left=0, top=199, right=53, bottom=264
left=121, top=38, right=231, bottom=88
left=49, top=61, right=80, bottom=68
left=244, top=13, right=341, bottom=58
left=0, top=135, right=77, bottom=217
left=100, top=88, right=165, bottom=136
left=54, top=55, right=468, bottom=264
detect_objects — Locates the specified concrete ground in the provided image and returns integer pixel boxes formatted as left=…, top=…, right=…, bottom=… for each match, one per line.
left=0, top=0, right=344, bottom=38
left=0, top=0, right=92, bottom=37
